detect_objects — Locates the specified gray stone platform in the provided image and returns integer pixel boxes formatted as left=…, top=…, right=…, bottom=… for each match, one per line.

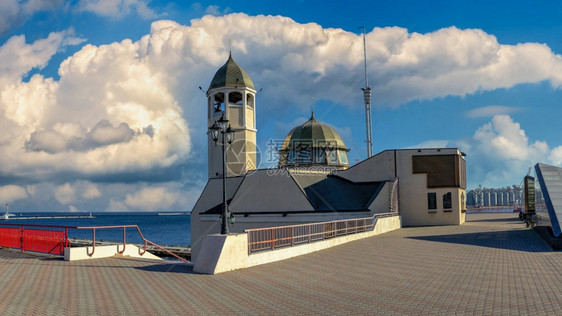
left=1, top=213, right=560, bottom=315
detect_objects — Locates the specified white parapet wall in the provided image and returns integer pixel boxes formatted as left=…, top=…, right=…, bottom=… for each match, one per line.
left=64, top=244, right=163, bottom=261
left=194, top=215, right=401, bottom=274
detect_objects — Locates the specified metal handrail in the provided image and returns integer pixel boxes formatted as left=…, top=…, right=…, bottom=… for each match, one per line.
left=0, top=223, right=190, bottom=263
left=245, top=212, right=397, bottom=232
left=245, top=212, right=398, bottom=254
left=74, top=225, right=190, bottom=263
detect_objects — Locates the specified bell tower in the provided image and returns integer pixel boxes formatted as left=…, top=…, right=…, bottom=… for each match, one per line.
left=207, top=53, right=257, bottom=179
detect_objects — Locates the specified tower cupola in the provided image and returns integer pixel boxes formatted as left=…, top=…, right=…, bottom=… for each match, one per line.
left=209, top=53, right=255, bottom=91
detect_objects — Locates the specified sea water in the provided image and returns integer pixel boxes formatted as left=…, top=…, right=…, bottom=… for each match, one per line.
left=2, top=212, right=191, bottom=247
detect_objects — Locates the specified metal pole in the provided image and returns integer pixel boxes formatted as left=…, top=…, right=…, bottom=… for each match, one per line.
left=363, top=27, right=368, bottom=89
left=221, top=130, right=229, bottom=235
left=20, top=226, right=24, bottom=253
left=361, top=26, right=373, bottom=158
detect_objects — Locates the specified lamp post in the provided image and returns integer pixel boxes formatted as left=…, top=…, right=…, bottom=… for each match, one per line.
left=210, top=115, right=235, bottom=234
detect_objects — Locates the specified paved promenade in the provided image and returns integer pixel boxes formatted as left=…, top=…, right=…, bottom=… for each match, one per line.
left=1, top=213, right=561, bottom=315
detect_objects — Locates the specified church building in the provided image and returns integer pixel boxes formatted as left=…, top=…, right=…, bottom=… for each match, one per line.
left=190, top=54, right=467, bottom=262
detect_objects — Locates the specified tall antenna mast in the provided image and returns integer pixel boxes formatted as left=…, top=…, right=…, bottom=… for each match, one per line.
left=360, top=26, right=373, bottom=158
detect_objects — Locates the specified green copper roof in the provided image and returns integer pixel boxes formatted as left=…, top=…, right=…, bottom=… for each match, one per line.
left=281, top=113, right=349, bottom=151
left=208, top=53, right=255, bottom=90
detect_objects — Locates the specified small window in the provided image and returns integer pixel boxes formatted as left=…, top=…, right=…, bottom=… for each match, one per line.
left=338, top=150, right=348, bottom=165
left=428, top=193, right=437, bottom=210
left=246, top=94, right=254, bottom=108
left=443, top=192, right=452, bottom=209
left=214, top=93, right=225, bottom=112
left=327, top=150, right=339, bottom=165
left=314, top=149, right=326, bottom=164
left=229, top=92, right=243, bottom=105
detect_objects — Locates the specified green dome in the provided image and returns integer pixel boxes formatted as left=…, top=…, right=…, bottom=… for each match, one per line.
left=208, top=53, right=255, bottom=91
left=279, top=113, right=350, bottom=168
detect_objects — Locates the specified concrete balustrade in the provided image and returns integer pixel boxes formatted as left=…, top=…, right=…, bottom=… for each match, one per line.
left=194, top=215, right=401, bottom=274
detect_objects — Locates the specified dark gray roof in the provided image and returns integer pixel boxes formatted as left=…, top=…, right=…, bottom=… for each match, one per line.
left=195, top=168, right=384, bottom=215
left=192, top=177, right=244, bottom=215
left=229, top=169, right=315, bottom=213
left=293, top=174, right=383, bottom=211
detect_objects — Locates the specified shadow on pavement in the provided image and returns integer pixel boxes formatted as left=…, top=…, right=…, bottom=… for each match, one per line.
left=408, top=230, right=550, bottom=252
left=467, top=216, right=520, bottom=223
left=135, top=262, right=195, bottom=274
left=0, top=248, right=64, bottom=260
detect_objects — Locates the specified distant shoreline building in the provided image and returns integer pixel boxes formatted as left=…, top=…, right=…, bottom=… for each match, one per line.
left=466, top=185, right=523, bottom=208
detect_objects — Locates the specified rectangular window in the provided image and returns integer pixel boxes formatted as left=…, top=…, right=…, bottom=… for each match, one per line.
left=443, top=192, right=452, bottom=209
left=338, top=150, right=348, bottom=164
left=327, top=150, right=339, bottom=165
left=314, top=149, right=326, bottom=164
left=428, top=193, right=437, bottom=210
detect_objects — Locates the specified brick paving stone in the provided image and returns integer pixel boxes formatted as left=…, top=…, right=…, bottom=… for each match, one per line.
left=1, top=213, right=561, bottom=315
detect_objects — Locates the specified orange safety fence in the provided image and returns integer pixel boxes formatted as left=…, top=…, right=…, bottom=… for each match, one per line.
left=245, top=212, right=398, bottom=254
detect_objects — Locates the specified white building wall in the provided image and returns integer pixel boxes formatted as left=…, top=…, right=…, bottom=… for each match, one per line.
left=394, top=149, right=465, bottom=226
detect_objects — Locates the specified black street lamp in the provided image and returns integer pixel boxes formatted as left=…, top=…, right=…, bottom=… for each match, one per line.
left=210, top=115, right=235, bottom=234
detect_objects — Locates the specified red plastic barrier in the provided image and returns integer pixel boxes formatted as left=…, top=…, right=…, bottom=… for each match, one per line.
left=23, top=229, right=66, bottom=255
left=0, top=227, right=67, bottom=255
left=0, top=227, right=21, bottom=249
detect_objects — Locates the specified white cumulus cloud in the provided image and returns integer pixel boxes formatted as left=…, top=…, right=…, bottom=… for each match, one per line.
left=0, top=185, right=28, bottom=203
left=82, top=182, right=101, bottom=199
left=0, top=33, right=190, bottom=181
left=0, top=31, right=80, bottom=82
left=55, top=181, right=103, bottom=205
left=124, top=187, right=179, bottom=210
left=548, top=147, right=562, bottom=166
left=55, top=183, right=75, bottom=205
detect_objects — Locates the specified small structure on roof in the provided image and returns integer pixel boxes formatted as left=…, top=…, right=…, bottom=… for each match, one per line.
left=278, top=112, right=350, bottom=169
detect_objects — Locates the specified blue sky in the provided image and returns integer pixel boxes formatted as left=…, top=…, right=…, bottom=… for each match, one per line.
left=1, top=0, right=562, bottom=212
